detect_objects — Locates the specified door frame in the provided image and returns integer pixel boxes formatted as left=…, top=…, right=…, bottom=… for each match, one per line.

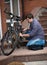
left=0, top=9, right=2, bottom=39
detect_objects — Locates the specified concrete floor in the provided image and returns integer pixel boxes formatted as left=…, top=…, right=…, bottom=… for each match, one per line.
left=11, top=47, right=47, bottom=56
left=0, top=47, right=47, bottom=60
left=0, top=47, right=47, bottom=65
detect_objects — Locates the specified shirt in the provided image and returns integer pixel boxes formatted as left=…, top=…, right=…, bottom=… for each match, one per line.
left=28, top=19, right=45, bottom=40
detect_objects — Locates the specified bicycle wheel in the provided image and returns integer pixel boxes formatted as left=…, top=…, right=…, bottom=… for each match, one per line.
left=1, top=31, right=16, bottom=56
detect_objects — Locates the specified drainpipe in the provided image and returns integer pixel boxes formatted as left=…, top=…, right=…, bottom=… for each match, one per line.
left=18, top=0, right=20, bottom=16
left=10, top=0, right=13, bottom=13
left=21, top=0, right=24, bottom=20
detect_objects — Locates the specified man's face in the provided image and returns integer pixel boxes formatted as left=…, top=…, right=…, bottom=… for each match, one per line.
left=27, top=18, right=33, bottom=23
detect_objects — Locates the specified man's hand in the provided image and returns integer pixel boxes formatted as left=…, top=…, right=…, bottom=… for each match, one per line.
left=19, top=33, right=30, bottom=37
left=19, top=33, right=23, bottom=37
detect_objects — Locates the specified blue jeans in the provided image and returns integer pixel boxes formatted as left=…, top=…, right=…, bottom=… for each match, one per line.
left=26, top=38, right=45, bottom=47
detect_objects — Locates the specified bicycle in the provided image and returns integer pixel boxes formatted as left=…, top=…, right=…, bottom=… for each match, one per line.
left=1, top=8, right=25, bottom=56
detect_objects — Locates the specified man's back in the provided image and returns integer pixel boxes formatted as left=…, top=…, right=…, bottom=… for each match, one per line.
left=29, top=19, right=45, bottom=40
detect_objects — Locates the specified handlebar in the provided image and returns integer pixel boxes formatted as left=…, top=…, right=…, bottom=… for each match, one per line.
left=4, top=8, right=22, bottom=21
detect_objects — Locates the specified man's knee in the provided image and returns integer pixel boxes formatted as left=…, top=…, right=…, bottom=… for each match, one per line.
left=26, top=39, right=45, bottom=50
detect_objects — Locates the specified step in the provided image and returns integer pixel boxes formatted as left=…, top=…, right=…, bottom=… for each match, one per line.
left=40, top=24, right=47, bottom=28
left=42, top=25, right=47, bottom=28
left=39, top=20, right=47, bottom=23
left=44, top=28, right=47, bottom=33
left=39, top=22, right=47, bottom=28
left=0, top=47, right=47, bottom=65
left=39, top=22, right=47, bottom=26
left=40, top=22, right=47, bottom=26
left=44, top=34, right=47, bottom=40
left=42, top=12, right=47, bottom=15
left=39, top=16, right=47, bottom=19
left=44, top=33, right=47, bottom=36
left=39, top=19, right=47, bottom=22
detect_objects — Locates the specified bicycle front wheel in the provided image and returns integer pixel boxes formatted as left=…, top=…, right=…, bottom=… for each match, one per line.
left=1, top=31, right=16, bottom=56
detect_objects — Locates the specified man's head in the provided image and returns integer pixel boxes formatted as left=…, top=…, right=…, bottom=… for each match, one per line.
left=26, top=13, right=34, bottom=23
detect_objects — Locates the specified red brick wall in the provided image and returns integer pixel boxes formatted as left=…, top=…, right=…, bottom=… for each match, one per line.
left=1, top=0, right=7, bottom=35
left=23, top=0, right=47, bottom=16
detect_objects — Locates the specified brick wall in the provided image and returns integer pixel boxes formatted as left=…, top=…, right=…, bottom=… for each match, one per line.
left=1, top=0, right=7, bottom=35
left=23, top=0, right=47, bottom=16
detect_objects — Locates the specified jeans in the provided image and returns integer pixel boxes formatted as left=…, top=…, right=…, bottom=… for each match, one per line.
left=26, top=38, right=45, bottom=47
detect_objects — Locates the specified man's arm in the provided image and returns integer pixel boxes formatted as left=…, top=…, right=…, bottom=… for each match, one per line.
left=19, top=33, right=30, bottom=37
left=19, top=23, right=38, bottom=37
left=23, top=34, right=30, bottom=37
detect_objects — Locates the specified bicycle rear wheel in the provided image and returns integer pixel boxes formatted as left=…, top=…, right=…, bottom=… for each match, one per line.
left=1, top=31, right=16, bottom=56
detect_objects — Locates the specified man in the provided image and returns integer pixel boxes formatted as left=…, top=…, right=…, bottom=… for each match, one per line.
left=19, top=13, right=45, bottom=50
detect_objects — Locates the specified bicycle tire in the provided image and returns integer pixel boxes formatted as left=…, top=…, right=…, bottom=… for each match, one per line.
left=1, top=31, right=16, bottom=56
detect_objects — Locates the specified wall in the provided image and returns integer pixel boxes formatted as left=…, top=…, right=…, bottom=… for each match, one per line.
left=1, top=0, right=7, bottom=35
left=23, top=0, right=47, bottom=16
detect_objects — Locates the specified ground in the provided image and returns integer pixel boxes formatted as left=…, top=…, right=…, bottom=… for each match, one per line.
left=0, top=46, right=47, bottom=65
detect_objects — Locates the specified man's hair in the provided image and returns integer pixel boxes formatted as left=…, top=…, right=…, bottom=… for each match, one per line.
left=26, top=13, right=34, bottom=19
